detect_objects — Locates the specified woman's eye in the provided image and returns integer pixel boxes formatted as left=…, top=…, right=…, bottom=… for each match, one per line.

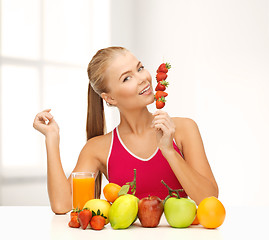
left=138, top=65, right=144, bottom=72
left=123, top=76, right=130, bottom=82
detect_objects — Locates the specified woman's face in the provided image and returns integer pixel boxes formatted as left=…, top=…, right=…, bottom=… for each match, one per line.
left=102, top=51, right=154, bottom=110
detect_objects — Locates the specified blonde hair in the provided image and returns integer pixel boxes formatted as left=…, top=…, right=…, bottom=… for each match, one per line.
left=86, top=46, right=128, bottom=198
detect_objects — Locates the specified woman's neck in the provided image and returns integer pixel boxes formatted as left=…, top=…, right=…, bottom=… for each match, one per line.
left=118, top=107, right=154, bottom=135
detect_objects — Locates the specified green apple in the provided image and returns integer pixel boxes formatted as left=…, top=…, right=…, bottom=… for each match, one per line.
left=164, top=197, right=196, bottom=228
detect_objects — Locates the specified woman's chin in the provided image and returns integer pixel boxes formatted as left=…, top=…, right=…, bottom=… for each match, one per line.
left=148, top=96, right=155, bottom=105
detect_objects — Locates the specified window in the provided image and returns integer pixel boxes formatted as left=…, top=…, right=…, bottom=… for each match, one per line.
left=0, top=0, right=112, bottom=181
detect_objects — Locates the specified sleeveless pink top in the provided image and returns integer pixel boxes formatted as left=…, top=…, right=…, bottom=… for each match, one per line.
left=107, top=127, right=188, bottom=200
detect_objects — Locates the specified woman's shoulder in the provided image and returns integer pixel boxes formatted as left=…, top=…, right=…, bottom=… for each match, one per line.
left=172, top=117, right=199, bottom=138
left=85, top=131, right=113, bottom=150
left=79, top=130, right=113, bottom=166
left=172, top=117, right=200, bottom=152
left=172, top=117, right=198, bottom=129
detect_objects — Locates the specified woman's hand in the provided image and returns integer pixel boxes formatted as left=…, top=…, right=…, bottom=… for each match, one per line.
left=151, top=110, right=175, bottom=154
left=33, top=109, right=59, bottom=137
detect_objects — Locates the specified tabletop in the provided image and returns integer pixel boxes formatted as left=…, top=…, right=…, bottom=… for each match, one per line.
left=0, top=205, right=268, bottom=239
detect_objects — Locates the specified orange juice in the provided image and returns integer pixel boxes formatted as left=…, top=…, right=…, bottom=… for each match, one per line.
left=72, top=173, right=95, bottom=210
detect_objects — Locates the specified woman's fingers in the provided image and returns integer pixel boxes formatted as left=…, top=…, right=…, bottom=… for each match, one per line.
left=43, top=111, right=53, bottom=121
left=152, top=110, right=170, bottom=120
left=33, top=109, right=54, bottom=129
left=152, top=110, right=175, bottom=137
left=152, top=110, right=167, bottom=116
left=153, top=122, right=169, bottom=132
left=37, top=111, right=53, bottom=122
left=152, top=118, right=170, bottom=129
left=152, top=112, right=174, bottom=128
left=33, top=109, right=59, bottom=136
left=152, top=120, right=175, bottom=136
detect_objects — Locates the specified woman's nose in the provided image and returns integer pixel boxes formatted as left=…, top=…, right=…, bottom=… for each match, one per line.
left=137, top=73, right=147, bottom=85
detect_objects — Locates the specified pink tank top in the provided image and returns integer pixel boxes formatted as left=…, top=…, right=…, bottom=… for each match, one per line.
left=107, top=127, right=188, bottom=200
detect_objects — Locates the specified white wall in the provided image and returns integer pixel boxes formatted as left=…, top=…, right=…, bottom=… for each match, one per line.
left=110, top=0, right=269, bottom=207
left=1, top=0, right=268, bottom=207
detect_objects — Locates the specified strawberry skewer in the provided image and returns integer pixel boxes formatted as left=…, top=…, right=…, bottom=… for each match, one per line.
left=154, top=62, right=171, bottom=109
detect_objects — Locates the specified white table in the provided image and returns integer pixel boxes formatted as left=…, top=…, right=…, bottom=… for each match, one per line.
left=0, top=206, right=267, bottom=239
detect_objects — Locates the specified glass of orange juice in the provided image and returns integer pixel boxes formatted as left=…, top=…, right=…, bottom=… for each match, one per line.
left=72, top=172, right=95, bottom=210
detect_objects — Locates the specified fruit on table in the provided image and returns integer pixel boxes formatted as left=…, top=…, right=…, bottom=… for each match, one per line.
left=70, top=208, right=79, bottom=218
left=68, top=215, right=80, bottom=228
left=191, top=214, right=200, bottom=225
left=138, top=195, right=164, bottom=227
left=90, top=215, right=106, bottom=230
left=83, top=199, right=111, bottom=225
left=197, top=196, right=226, bottom=229
left=78, top=208, right=92, bottom=230
left=118, top=169, right=137, bottom=196
left=103, top=183, right=121, bottom=203
left=109, top=194, right=139, bottom=229
left=162, top=180, right=196, bottom=228
left=164, top=197, right=196, bottom=228
left=68, top=208, right=81, bottom=228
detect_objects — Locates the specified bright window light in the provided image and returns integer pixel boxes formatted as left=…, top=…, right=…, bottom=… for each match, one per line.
left=1, top=65, right=41, bottom=167
left=1, top=0, right=41, bottom=60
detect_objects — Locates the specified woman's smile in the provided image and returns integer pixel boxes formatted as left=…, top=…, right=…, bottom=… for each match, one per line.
left=139, top=85, right=152, bottom=95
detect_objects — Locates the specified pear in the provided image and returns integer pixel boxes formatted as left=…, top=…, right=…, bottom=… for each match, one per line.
left=108, top=194, right=138, bottom=229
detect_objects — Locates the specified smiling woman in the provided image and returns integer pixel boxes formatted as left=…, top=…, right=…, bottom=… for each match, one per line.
left=33, top=46, right=218, bottom=214
left=100, top=50, right=154, bottom=110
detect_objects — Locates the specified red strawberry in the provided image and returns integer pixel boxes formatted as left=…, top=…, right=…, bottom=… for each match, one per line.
left=70, top=208, right=80, bottom=218
left=157, top=63, right=171, bottom=73
left=156, top=97, right=166, bottom=109
left=155, top=80, right=169, bottom=91
left=78, top=208, right=92, bottom=230
left=90, top=215, right=106, bottom=230
left=156, top=72, right=167, bottom=82
left=155, top=91, right=168, bottom=100
left=68, top=215, right=80, bottom=228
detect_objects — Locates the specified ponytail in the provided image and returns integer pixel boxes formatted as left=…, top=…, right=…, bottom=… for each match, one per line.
left=86, top=46, right=128, bottom=199
left=86, top=83, right=106, bottom=199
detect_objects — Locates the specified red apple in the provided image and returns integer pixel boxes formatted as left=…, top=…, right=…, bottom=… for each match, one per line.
left=138, top=195, right=164, bottom=227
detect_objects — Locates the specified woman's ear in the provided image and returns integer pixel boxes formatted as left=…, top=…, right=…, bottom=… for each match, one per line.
left=101, top=92, right=117, bottom=106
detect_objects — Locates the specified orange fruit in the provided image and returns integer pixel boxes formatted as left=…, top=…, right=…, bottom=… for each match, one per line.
left=197, top=196, right=226, bottom=229
left=103, top=183, right=121, bottom=203
left=191, top=214, right=200, bottom=225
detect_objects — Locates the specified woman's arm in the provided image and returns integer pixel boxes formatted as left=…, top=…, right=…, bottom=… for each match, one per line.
left=152, top=111, right=218, bottom=205
left=164, top=118, right=218, bottom=204
left=33, top=109, right=71, bottom=214
left=33, top=110, right=101, bottom=214
left=46, top=132, right=72, bottom=214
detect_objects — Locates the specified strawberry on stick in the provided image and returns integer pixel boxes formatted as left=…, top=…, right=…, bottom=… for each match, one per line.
left=155, top=91, right=168, bottom=100
left=156, top=72, right=167, bottom=82
left=156, top=97, right=166, bottom=109
left=157, top=63, right=171, bottom=73
left=155, top=80, right=169, bottom=91
left=154, top=62, right=171, bottom=109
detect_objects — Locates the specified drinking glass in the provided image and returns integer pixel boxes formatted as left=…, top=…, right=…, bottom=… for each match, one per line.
left=72, top=172, right=95, bottom=210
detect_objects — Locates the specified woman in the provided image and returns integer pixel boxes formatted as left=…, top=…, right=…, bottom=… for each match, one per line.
left=33, top=46, right=218, bottom=214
